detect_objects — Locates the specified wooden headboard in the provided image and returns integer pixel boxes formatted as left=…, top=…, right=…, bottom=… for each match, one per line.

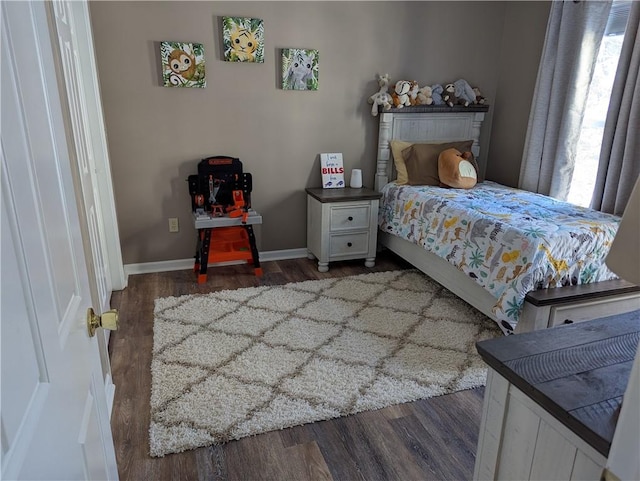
left=375, top=105, right=489, bottom=191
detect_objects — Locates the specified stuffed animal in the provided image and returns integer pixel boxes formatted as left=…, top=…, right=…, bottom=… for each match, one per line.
left=391, top=80, right=412, bottom=108
left=417, top=85, right=433, bottom=105
left=473, top=87, right=486, bottom=105
left=438, top=148, right=478, bottom=189
left=367, top=74, right=393, bottom=116
left=453, top=79, right=476, bottom=106
left=408, top=80, right=420, bottom=106
left=431, top=84, right=444, bottom=105
left=442, top=83, right=459, bottom=107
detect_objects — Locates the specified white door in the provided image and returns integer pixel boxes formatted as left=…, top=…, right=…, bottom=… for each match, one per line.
left=50, top=0, right=113, bottom=316
left=49, top=0, right=120, bottom=404
left=1, top=1, right=118, bottom=479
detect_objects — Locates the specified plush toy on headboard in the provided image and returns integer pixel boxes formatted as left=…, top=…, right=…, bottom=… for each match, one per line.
left=391, top=80, right=412, bottom=108
left=417, top=85, right=433, bottom=105
left=431, top=84, right=445, bottom=105
left=443, top=81, right=474, bottom=107
left=408, top=80, right=421, bottom=106
left=454, top=79, right=477, bottom=106
left=367, top=74, right=393, bottom=116
left=473, top=87, right=487, bottom=105
left=442, top=83, right=460, bottom=107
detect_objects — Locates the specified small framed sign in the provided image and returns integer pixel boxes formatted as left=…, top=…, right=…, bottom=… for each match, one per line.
left=320, top=153, right=344, bottom=188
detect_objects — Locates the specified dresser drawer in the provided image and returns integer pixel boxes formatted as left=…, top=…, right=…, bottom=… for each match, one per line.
left=548, top=293, right=640, bottom=327
left=329, top=205, right=370, bottom=231
left=329, top=232, right=369, bottom=257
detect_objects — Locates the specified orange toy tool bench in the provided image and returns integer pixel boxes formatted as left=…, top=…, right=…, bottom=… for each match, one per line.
left=188, top=155, right=262, bottom=283
left=192, top=211, right=263, bottom=283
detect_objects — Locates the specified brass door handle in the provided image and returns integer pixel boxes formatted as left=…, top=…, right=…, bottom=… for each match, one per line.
left=87, top=307, right=119, bottom=337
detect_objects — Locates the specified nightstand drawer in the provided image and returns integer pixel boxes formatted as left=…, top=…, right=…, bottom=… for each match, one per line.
left=329, top=232, right=369, bottom=256
left=330, top=205, right=370, bottom=231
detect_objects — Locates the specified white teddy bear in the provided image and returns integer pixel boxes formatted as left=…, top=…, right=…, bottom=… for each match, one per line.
left=417, top=85, right=433, bottom=105
left=367, top=74, right=393, bottom=116
left=391, top=80, right=412, bottom=108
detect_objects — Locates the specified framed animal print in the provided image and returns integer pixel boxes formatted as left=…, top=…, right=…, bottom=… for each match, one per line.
left=222, top=17, right=264, bottom=63
left=282, top=48, right=319, bottom=91
left=160, top=41, right=206, bottom=88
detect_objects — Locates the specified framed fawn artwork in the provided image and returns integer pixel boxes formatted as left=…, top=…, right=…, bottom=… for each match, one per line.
left=160, top=41, right=206, bottom=88
left=281, top=48, right=319, bottom=90
left=222, top=17, right=265, bottom=63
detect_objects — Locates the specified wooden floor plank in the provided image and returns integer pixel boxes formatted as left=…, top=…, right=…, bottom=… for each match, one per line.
left=307, top=417, right=371, bottom=481
left=380, top=402, right=414, bottom=421
left=392, top=389, right=485, bottom=480
left=278, top=421, right=318, bottom=449
left=398, top=413, right=470, bottom=480
left=108, top=252, right=488, bottom=480
left=352, top=409, right=438, bottom=481
left=195, top=446, right=227, bottom=481
left=285, top=441, right=333, bottom=481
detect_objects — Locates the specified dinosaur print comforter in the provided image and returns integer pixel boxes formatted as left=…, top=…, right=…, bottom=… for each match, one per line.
left=379, top=181, right=620, bottom=334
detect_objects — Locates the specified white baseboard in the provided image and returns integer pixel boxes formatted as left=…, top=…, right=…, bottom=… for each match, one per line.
left=124, top=258, right=193, bottom=276
left=258, top=248, right=308, bottom=262
left=123, top=248, right=308, bottom=279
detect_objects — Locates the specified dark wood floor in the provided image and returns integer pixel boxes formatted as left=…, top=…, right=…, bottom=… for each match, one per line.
left=109, top=251, right=486, bottom=481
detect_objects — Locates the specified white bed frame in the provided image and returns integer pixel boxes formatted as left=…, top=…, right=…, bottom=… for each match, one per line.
left=375, top=106, right=640, bottom=333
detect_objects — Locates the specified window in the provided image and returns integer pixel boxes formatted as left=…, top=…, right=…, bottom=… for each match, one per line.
left=567, top=1, right=630, bottom=207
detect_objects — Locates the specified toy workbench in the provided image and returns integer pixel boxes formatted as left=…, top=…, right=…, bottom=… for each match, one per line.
left=188, top=156, right=262, bottom=283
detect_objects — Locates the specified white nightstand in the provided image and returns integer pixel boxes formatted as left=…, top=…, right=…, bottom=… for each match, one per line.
left=306, top=187, right=382, bottom=272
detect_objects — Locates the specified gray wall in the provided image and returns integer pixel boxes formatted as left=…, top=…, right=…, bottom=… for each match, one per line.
left=89, top=1, right=550, bottom=265
left=487, top=2, right=550, bottom=185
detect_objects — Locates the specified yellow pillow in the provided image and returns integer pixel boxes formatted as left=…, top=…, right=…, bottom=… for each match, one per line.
left=389, top=140, right=412, bottom=185
left=438, top=148, right=478, bottom=189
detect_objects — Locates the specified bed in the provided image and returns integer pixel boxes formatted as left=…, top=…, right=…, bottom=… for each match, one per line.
left=374, top=106, right=639, bottom=334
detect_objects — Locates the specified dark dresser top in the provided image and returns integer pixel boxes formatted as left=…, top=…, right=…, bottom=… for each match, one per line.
left=306, top=187, right=382, bottom=203
left=476, top=310, right=640, bottom=457
left=525, top=278, right=639, bottom=307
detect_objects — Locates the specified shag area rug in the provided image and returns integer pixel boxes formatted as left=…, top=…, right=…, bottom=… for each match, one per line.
left=150, top=270, right=501, bottom=457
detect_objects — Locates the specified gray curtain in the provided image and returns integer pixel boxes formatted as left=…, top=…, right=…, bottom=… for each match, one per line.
left=591, top=2, right=640, bottom=216
left=519, top=0, right=612, bottom=199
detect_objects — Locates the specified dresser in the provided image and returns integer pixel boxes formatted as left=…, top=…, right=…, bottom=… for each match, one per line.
left=474, top=310, right=640, bottom=480
left=305, top=187, right=382, bottom=272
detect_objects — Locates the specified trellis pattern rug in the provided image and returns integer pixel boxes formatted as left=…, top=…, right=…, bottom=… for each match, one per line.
left=150, top=270, right=501, bottom=457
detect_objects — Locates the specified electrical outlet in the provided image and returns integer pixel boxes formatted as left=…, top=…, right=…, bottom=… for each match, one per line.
left=168, top=217, right=179, bottom=233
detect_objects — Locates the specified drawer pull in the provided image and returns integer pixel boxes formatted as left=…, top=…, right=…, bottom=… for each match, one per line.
left=348, top=216, right=353, bottom=221
left=347, top=242, right=352, bottom=247
left=563, top=319, right=574, bottom=324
